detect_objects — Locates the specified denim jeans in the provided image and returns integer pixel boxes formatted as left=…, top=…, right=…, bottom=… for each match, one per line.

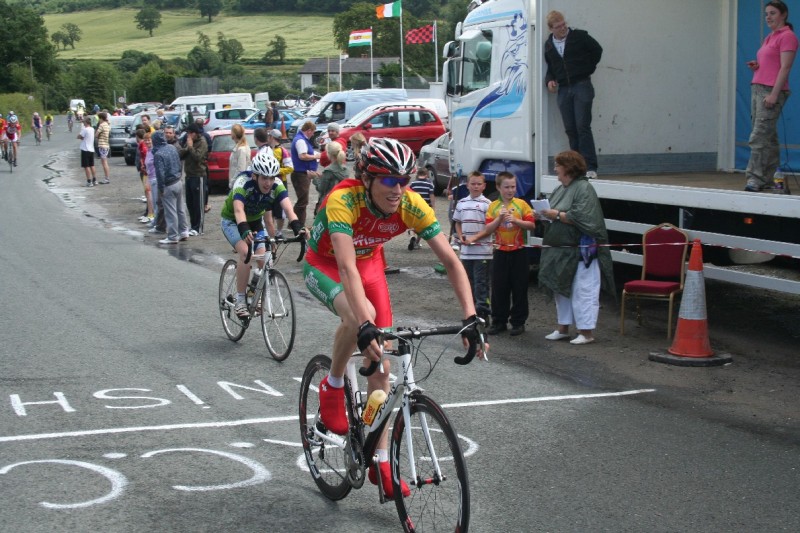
left=557, top=78, right=598, bottom=171
left=463, top=259, right=492, bottom=319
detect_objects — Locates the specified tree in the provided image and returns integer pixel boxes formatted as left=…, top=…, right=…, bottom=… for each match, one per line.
left=61, top=23, right=83, bottom=49
left=198, top=0, right=222, bottom=23
left=51, top=31, right=69, bottom=51
left=0, top=0, right=57, bottom=93
left=117, top=50, right=162, bottom=73
left=263, top=35, right=287, bottom=63
left=135, top=7, right=162, bottom=37
left=217, top=33, right=244, bottom=64
left=129, top=61, right=175, bottom=103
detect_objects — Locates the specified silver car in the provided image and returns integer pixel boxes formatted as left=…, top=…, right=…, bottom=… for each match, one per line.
left=203, top=107, right=259, bottom=130
left=109, top=115, right=134, bottom=155
left=416, top=132, right=453, bottom=195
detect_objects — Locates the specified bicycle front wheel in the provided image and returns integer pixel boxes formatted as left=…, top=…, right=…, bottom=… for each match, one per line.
left=260, top=269, right=296, bottom=361
left=218, top=259, right=247, bottom=341
left=391, top=394, right=470, bottom=532
left=299, top=354, right=352, bottom=501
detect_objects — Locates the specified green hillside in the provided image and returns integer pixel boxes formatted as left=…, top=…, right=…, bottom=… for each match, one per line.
left=44, top=9, right=335, bottom=61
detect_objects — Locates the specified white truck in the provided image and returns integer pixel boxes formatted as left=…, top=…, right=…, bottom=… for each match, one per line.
left=443, top=0, right=800, bottom=294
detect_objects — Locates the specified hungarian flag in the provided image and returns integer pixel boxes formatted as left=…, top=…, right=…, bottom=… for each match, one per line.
left=406, top=25, right=434, bottom=44
left=376, top=1, right=402, bottom=19
left=349, top=29, right=373, bottom=47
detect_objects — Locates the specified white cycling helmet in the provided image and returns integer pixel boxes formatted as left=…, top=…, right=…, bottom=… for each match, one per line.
left=251, top=150, right=281, bottom=177
left=8, top=114, right=18, bottom=124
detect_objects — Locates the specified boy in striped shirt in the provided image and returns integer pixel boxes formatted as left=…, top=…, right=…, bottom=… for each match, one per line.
left=408, top=167, right=436, bottom=250
left=454, top=171, right=493, bottom=319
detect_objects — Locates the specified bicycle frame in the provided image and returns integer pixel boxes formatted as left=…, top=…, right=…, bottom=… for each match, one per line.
left=309, top=342, right=435, bottom=490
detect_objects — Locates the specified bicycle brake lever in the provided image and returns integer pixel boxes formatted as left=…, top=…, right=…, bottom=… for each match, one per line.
left=359, top=360, right=380, bottom=376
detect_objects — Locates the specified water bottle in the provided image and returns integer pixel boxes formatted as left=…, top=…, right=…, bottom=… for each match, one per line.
left=247, top=273, right=260, bottom=299
left=774, top=170, right=786, bottom=193
left=362, top=390, right=387, bottom=425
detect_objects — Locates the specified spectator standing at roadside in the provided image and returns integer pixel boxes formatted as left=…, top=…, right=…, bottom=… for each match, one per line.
left=78, top=117, right=97, bottom=187
left=314, top=140, right=348, bottom=215
left=538, top=150, right=615, bottom=345
left=319, top=123, right=347, bottom=167
left=193, top=117, right=213, bottom=214
left=135, top=128, right=153, bottom=224
left=290, top=120, right=321, bottom=227
left=264, top=128, right=293, bottom=237
left=229, top=124, right=250, bottom=190
left=456, top=171, right=493, bottom=320
left=544, top=10, right=603, bottom=178
left=152, top=130, right=189, bottom=244
left=744, top=0, right=798, bottom=192
left=470, top=171, right=536, bottom=336
left=407, top=167, right=436, bottom=250
left=350, top=133, right=367, bottom=179
left=146, top=130, right=166, bottom=235
left=271, top=101, right=280, bottom=130
left=179, top=123, right=208, bottom=236
left=95, top=112, right=111, bottom=184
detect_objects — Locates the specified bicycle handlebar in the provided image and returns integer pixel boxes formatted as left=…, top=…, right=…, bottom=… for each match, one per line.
left=244, top=233, right=307, bottom=265
left=358, top=324, right=487, bottom=376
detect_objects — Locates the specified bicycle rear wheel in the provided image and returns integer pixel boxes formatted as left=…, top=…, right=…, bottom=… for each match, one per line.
left=391, top=393, right=470, bottom=532
left=218, top=259, right=247, bottom=341
left=299, top=354, right=352, bottom=501
left=260, top=269, right=296, bottom=361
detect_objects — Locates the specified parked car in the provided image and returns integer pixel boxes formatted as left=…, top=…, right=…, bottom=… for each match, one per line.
left=109, top=115, right=134, bottom=156
left=337, top=103, right=446, bottom=154
left=417, top=133, right=453, bottom=195
left=123, top=111, right=193, bottom=165
left=203, top=107, right=259, bottom=130
left=239, top=109, right=303, bottom=131
left=206, top=129, right=258, bottom=189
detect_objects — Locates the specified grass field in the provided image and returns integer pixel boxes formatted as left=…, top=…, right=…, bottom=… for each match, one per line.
left=44, top=9, right=336, bottom=62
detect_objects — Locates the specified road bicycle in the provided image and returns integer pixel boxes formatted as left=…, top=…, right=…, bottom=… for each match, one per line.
left=34, top=128, right=42, bottom=145
left=46, top=123, right=52, bottom=141
left=218, top=234, right=305, bottom=361
left=299, top=322, right=486, bottom=532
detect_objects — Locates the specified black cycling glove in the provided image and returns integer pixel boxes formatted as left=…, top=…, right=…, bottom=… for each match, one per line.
left=288, top=219, right=303, bottom=236
left=461, top=314, right=485, bottom=343
left=357, top=321, right=384, bottom=353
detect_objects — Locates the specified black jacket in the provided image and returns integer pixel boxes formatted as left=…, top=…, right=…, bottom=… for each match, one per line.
left=544, top=28, right=603, bottom=86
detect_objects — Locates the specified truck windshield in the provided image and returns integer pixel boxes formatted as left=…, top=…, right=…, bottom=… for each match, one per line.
left=461, top=31, right=492, bottom=94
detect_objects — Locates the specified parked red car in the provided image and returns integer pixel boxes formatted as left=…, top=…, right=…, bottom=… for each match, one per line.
left=206, top=129, right=257, bottom=189
left=337, top=104, right=446, bottom=154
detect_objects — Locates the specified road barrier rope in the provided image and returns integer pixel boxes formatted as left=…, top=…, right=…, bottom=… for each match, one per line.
left=457, top=241, right=800, bottom=261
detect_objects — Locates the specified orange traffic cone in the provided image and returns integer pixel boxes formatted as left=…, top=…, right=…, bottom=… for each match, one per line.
left=280, top=117, right=287, bottom=140
left=649, top=239, right=733, bottom=367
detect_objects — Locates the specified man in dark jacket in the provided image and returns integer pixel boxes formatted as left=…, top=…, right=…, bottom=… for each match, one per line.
left=179, top=122, right=209, bottom=235
left=544, top=10, right=603, bottom=178
left=152, top=130, right=189, bottom=244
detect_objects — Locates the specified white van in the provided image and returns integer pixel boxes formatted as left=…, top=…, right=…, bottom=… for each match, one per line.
left=169, top=93, right=254, bottom=116
left=287, top=88, right=407, bottom=139
left=69, top=99, right=86, bottom=112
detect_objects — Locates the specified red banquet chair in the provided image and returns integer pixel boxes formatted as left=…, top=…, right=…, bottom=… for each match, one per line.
left=620, top=223, right=689, bottom=339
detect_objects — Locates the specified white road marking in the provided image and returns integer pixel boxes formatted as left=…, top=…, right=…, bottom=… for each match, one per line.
left=0, top=389, right=656, bottom=444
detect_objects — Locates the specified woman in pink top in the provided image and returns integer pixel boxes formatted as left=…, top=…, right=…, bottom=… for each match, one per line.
left=745, top=0, right=798, bottom=192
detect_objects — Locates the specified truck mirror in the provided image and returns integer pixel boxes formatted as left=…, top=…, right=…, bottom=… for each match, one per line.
left=443, top=41, right=457, bottom=59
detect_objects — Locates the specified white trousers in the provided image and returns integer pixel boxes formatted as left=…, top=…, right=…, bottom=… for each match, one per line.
left=555, top=259, right=600, bottom=330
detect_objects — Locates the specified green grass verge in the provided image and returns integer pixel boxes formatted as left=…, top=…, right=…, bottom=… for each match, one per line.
left=44, top=9, right=336, bottom=61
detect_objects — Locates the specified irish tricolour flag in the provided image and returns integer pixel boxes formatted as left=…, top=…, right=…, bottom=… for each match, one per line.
left=349, top=29, right=373, bottom=47
left=376, top=0, right=402, bottom=18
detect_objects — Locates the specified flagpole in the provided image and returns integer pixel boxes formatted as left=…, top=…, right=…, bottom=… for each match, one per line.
left=370, top=26, right=374, bottom=89
left=434, top=20, right=439, bottom=83
left=400, top=9, right=405, bottom=89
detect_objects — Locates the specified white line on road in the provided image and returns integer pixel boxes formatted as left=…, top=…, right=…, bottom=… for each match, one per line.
left=0, top=389, right=655, bottom=444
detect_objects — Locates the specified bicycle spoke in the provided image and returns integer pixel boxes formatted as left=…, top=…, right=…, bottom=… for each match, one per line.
left=299, top=355, right=352, bottom=501
left=392, top=394, right=470, bottom=532
left=218, top=260, right=247, bottom=341
left=261, top=270, right=295, bottom=361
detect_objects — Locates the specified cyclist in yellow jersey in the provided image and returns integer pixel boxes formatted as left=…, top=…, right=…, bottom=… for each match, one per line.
left=303, top=137, right=486, bottom=498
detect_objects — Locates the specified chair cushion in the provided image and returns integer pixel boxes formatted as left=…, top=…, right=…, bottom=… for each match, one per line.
left=624, top=280, right=681, bottom=295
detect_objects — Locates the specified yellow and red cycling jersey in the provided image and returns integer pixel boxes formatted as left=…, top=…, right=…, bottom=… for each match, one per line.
left=486, top=197, right=535, bottom=252
left=307, top=178, right=441, bottom=261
